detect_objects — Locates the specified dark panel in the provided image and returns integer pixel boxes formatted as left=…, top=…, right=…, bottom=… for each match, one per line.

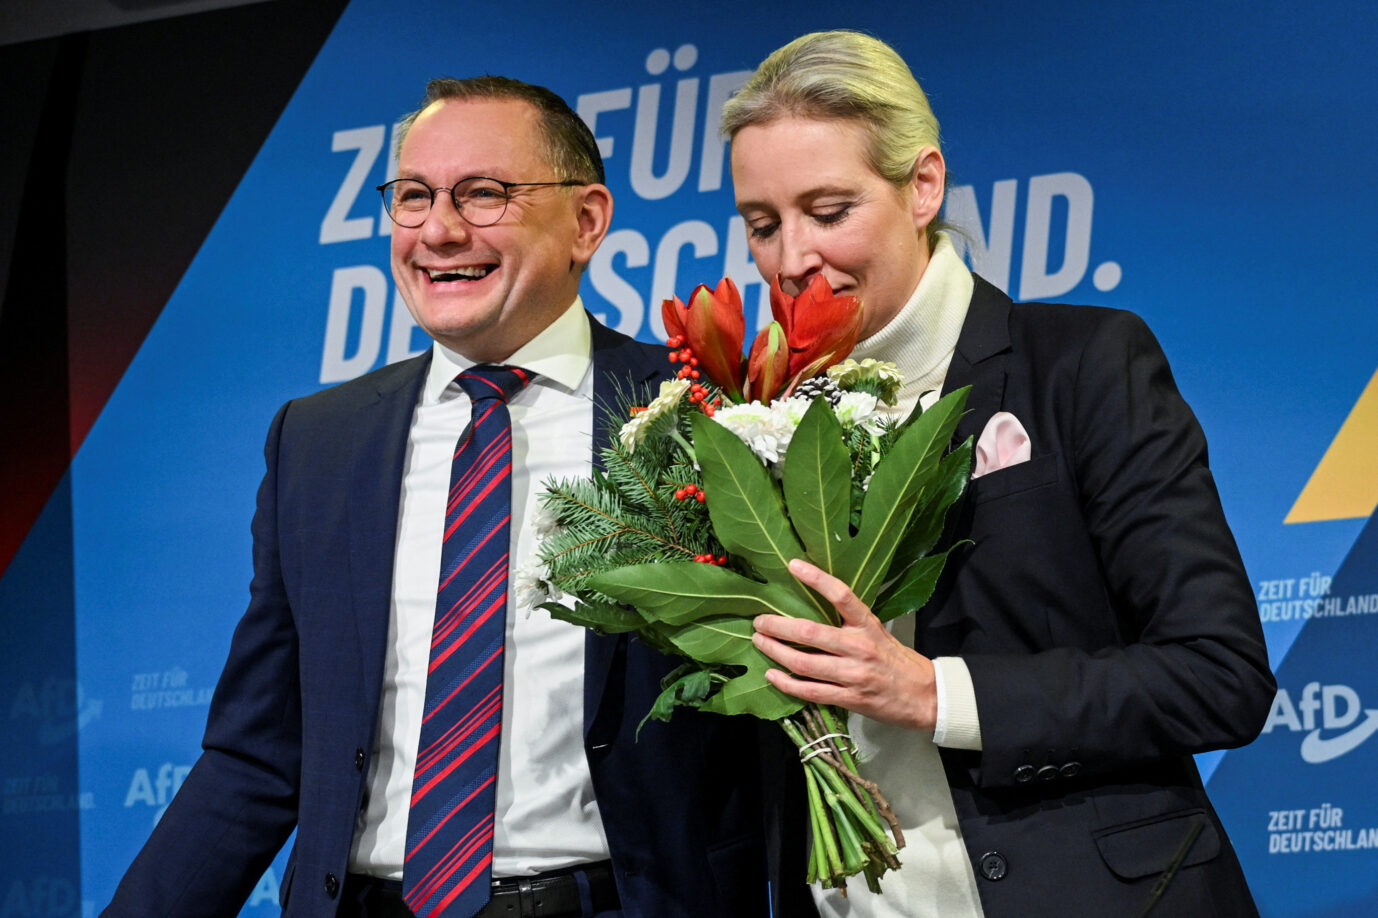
left=0, top=0, right=351, bottom=577
left=0, top=34, right=80, bottom=581
left=66, top=0, right=351, bottom=455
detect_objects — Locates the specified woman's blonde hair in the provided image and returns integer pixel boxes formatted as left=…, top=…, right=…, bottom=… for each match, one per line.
left=721, top=30, right=944, bottom=245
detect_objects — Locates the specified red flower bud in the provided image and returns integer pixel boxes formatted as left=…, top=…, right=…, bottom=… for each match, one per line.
left=746, top=321, right=790, bottom=404
left=768, top=274, right=864, bottom=387
left=661, top=277, right=747, bottom=401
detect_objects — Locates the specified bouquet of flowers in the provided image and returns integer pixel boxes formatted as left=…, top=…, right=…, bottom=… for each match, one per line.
left=526, top=275, right=972, bottom=892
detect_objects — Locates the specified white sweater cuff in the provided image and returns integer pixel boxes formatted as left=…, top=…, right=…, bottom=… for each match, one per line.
left=932, top=656, right=982, bottom=750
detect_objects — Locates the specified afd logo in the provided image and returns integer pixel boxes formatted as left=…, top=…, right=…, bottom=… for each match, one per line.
left=124, top=763, right=192, bottom=808
left=9, top=678, right=103, bottom=745
left=1262, top=682, right=1378, bottom=764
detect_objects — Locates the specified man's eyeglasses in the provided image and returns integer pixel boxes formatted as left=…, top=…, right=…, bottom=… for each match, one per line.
left=376, top=176, right=585, bottom=228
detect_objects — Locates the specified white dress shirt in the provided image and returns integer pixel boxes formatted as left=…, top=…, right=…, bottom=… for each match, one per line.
left=350, top=299, right=610, bottom=879
left=810, top=235, right=986, bottom=918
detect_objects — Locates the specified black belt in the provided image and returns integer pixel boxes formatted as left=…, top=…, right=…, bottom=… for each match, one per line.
left=343, top=862, right=619, bottom=918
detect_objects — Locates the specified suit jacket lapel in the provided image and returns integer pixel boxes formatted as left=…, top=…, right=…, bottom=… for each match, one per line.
left=947, top=275, right=1013, bottom=445
left=583, top=318, right=668, bottom=737
left=348, top=353, right=431, bottom=715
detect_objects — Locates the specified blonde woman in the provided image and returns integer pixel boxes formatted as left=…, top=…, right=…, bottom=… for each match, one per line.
left=729, top=30, right=1273, bottom=918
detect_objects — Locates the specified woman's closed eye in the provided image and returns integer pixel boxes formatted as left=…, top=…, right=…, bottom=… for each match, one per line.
left=746, top=204, right=853, bottom=240
left=747, top=219, right=780, bottom=240
left=811, top=203, right=852, bottom=226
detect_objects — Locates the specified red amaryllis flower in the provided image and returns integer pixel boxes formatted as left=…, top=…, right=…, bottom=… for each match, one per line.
left=769, top=274, right=864, bottom=385
left=745, top=321, right=789, bottom=404
left=662, top=278, right=747, bottom=401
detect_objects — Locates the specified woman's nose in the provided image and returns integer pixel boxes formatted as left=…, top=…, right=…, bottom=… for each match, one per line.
left=777, top=226, right=823, bottom=292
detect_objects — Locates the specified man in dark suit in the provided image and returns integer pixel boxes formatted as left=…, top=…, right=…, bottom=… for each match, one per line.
left=104, top=76, right=794, bottom=918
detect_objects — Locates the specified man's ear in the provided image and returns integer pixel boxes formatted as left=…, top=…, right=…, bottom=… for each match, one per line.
left=571, top=183, right=614, bottom=267
left=909, top=146, right=946, bottom=232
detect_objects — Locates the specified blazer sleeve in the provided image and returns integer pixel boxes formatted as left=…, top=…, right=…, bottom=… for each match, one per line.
left=104, top=401, right=303, bottom=916
left=962, top=309, right=1275, bottom=787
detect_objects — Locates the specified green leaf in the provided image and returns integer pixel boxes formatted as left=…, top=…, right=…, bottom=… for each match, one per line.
left=640, top=664, right=723, bottom=730
left=688, top=413, right=829, bottom=620
left=782, top=398, right=853, bottom=573
left=584, top=562, right=810, bottom=720
left=541, top=598, right=646, bottom=634
left=660, top=615, right=804, bottom=720
left=873, top=546, right=958, bottom=622
left=836, top=387, right=969, bottom=606
left=887, top=437, right=973, bottom=572
left=585, top=562, right=819, bottom=625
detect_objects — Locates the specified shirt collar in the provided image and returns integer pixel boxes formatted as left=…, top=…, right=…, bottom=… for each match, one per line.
left=423, top=297, right=592, bottom=404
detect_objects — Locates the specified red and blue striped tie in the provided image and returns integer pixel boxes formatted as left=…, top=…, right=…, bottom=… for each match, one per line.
left=403, top=364, right=533, bottom=918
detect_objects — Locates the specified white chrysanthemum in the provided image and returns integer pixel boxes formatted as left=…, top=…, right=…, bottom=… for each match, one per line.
left=529, top=500, right=563, bottom=541
left=513, top=552, right=561, bottom=616
left=771, top=395, right=813, bottom=427
left=712, top=401, right=793, bottom=466
left=833, top=391, right=880, bottom=428
left=517, top=503, right=566, bottom=615
left=618, top=378, right=691, bottom=452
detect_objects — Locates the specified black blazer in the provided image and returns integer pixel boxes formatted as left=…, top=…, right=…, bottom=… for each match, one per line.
left=104, top=318, right=803, bottom=918
left=920, top=277, right=1275, bottom=916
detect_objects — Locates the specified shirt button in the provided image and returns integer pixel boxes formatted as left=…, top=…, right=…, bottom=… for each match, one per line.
left=1036, top=765, right=1059, bottom=781
left=355, top=748, right=366, bottom=771
left=1013, top=764, right=1035, bottom=783
left=978, top=851, right=1008, bottom=881
left=324, top=873, right=339, bottom=898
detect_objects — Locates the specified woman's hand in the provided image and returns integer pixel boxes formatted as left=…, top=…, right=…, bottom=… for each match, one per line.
left=753, top=558, right=939, bottom=732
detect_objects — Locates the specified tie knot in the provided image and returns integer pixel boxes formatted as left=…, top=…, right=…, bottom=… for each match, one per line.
left=456, top=365, right=534, bottom=404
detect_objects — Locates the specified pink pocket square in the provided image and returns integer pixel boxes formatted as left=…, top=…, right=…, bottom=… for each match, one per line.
left=972, top=411, right=1031, bottom=479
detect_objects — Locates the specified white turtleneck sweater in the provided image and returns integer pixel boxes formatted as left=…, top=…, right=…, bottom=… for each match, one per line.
left=811, top=233, right=986, bottom=918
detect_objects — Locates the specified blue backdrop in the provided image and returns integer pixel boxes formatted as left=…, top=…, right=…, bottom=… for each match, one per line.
left=3, top=1, right=1375, bottom=915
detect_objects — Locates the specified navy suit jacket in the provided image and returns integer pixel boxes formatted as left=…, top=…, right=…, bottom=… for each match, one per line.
left=918, top=278, right=1275, bottom=917
left=105, top=318, right=806, bottom=918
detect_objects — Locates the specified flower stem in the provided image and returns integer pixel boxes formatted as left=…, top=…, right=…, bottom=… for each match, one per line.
left=781, top=705, right=906, bottom=890
left=668, top=427, right=696, bottom=464
left=802, top=758, right=844, bottom=882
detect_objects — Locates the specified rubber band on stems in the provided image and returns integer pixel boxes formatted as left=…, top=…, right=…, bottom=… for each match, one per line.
left=798, top=731, right=859, bottom=762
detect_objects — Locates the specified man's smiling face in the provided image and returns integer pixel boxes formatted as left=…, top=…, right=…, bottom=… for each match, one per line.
left=389, top=96, right=589, bottom=363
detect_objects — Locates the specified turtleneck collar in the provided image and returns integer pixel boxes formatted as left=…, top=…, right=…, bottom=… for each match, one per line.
left=850, top=232, right=973, bottom=417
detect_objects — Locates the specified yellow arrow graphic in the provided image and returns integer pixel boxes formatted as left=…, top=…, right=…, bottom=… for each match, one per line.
left=1286, top=368, right=1378, bottom=523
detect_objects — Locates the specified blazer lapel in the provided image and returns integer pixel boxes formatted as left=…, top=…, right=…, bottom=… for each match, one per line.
left=582, top=319, right=669, bottom=737
left=946, top=275, right=1013, bottom=445
left=347, top=353, right=432, bottom=714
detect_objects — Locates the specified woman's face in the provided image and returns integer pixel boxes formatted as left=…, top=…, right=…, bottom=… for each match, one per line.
left=730, top=116, right=943, bottom=339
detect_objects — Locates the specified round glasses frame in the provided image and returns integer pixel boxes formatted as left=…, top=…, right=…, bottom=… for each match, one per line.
left=376, top=176, right=585, bottom=228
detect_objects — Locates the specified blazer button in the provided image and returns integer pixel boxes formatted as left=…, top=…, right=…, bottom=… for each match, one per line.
left=1036, top=765, right=1059, bottom=782
left=324, top=873, right=339, bottom=898
left=355, top=748, right=366, bottom=771
left=1013, top=764, right=1035, bottom=783
left=978, top=851, right=1008, bottom=881
left=1060, top=761, right=1082, bottom=778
